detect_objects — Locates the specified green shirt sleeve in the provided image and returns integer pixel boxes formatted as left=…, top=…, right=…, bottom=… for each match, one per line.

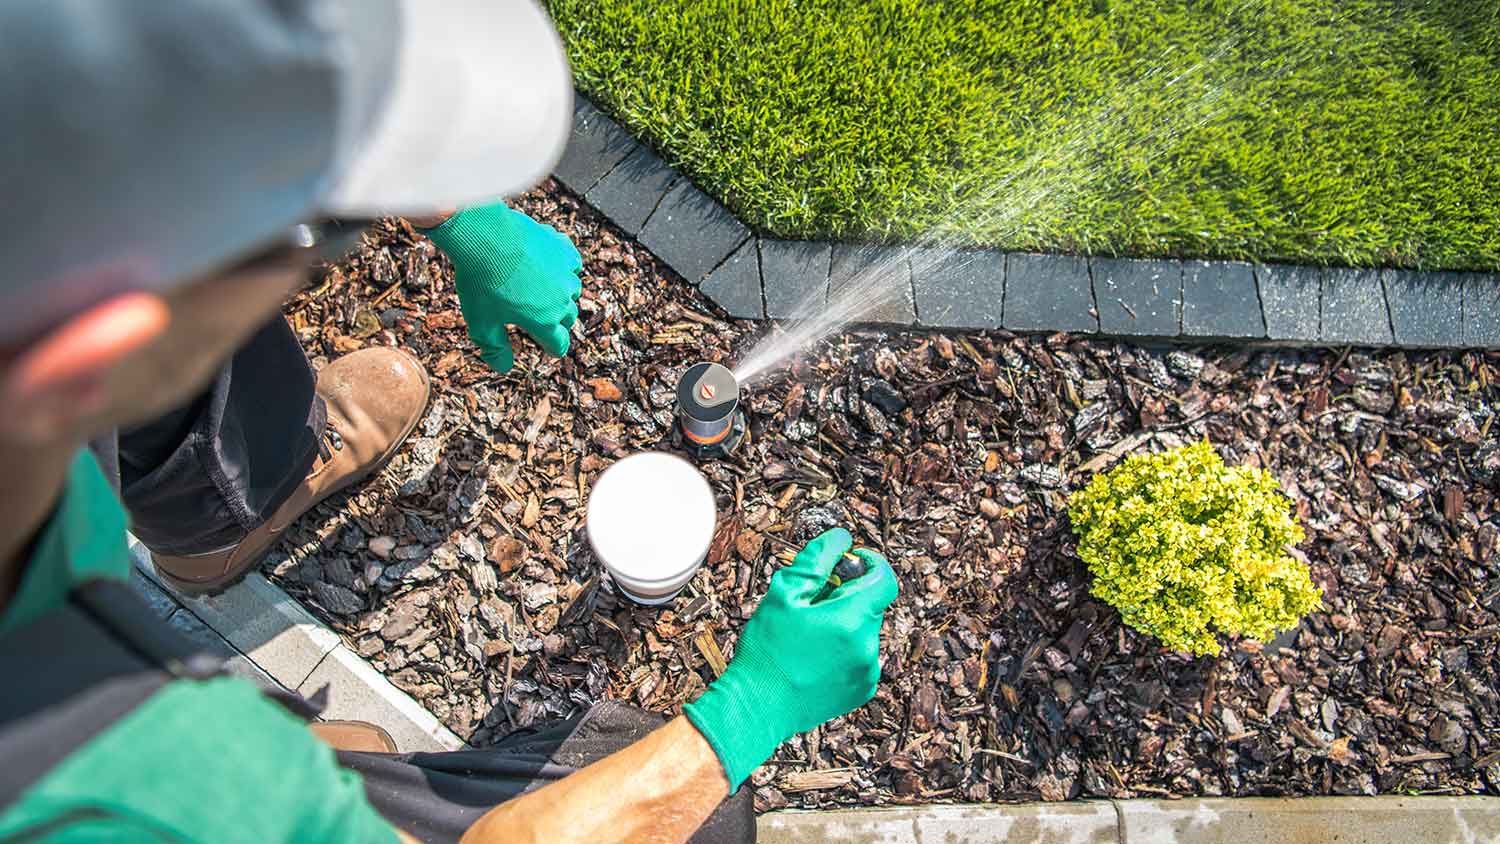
left=0, top=448, right=401, bottom=843
left=0, top=449, right=132, bottom=636
left=0, top=678, right=401, bottom=844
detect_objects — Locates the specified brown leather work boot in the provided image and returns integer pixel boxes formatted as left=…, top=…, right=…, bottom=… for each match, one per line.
left=309, top=720, right=399, bottom=753
left=152, top=347, right=430, bottom=595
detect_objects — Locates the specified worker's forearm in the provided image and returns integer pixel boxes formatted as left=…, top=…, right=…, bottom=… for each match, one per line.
left=459, top=716, right=730, bottom=844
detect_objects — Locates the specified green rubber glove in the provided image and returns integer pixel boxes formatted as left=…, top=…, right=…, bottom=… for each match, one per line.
left=684, top=528, right=899, bottom=791
left=421, top=203, right=583, bottom=373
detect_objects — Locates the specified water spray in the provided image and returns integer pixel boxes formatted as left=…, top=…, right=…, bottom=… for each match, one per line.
left=675, top=361, right=747, bottom=460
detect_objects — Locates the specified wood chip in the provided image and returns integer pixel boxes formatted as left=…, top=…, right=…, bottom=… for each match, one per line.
left=586, top=378, right=623, bottom=402
left=694, top=631, right=728, bottom=678
left=780, top=769, right=856, bottom=792
left=487, top=535, right=526, bottom=574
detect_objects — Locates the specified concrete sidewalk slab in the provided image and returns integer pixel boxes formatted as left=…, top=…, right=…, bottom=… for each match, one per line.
left=299, top=645, right=463, bottom=753
left=1116, top=796, right=1500, bottom=844
left=174, top=572, right=341, bottom=691
left=757, top=802, right=1119, bottom=844
left=757, top=796, right=1500, bottom=844
left=130, top=567, right=183, bottom=619
left=166, top=607, right=284, bottom=693
left=130, top=539, right=464, bottom=754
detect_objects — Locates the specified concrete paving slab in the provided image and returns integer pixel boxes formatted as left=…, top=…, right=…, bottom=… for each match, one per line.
left=757, top=802, right=1119, bottom=844
left=167, top=608, right=285, bottom=693
left=1258, top=264, right=1321, bottom=342
left=910, top=247, right=1004, bottom=330
left=1182, top=260, right=1264, bottom=339
left=1116, top=796, right=1500, bottom=844
left=762, top=239, right=832, bottom=319
left=173, top=572, right=341, bottom=691
left=583, top=146, right=678, bottom=236
left=1322, top=268, right=1392, bottom=346
left=299, top=645, right=464, bottom=753
left=1465, top=273, right=1500, bottom=348
left=1092, top=257, right=1182, bottom=337
left=130, top=567, right=180, bottom=619
left=828, top=244, right=915, bottom=325
left=638, top=179, right=750, bottom=283
left=1384, top=269, right=1464, bottom=348
left=1004, top=253, right=1097, bottom=333
left=130, top=538, right=464, bottom=754
left=128, top=536, right=161, bottom=578
left=552, top=98, right=639, bottom=194
left=701, top=238, right=765, bottom=319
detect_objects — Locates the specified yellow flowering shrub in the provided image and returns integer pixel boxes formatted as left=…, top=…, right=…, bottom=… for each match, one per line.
left=1067, top=441, right=1321, bottom=656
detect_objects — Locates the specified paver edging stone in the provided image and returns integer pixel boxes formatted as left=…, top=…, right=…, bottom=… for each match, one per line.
left=560, top=94, right=1498, bottom=350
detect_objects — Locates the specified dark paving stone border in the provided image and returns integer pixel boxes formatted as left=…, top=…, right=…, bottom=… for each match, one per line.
left=1005, top=253, right=1096, bottom=334
left=1257, top=264, right=1320, bottom=342
left=829, top=244, right=917, bottom=325
left=761, top=239, right=832, bottom=319
left=1092, top=257, right=1182, bottom=337
left=1183, top=260, right=1265, bottom=340
left=554, top=95, right=1499, bottom=349
left=583, top=146, right=677, bottom=237
left=909, top=247, right=1004, bottom=331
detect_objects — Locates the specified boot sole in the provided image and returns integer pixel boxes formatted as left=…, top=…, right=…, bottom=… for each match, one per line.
left=154, top=359, right=432, bottom=597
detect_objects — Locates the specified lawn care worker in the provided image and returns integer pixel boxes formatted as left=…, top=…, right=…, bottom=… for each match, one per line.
left=0, top=1, right=900, bottom=843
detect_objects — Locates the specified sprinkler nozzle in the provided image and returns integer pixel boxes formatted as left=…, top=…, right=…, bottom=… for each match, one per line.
left=773, top=549, right=873, bottom=602
left=675, top=361, right=747, bottom=460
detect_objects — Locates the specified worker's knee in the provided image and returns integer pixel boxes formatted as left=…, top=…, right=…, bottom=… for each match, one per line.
left=692, top=782, right=756, bottom=844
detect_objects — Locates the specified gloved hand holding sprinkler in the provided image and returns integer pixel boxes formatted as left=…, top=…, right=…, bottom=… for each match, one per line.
left=420, top=201, right=584, bottom=373
left=686, top=528, right=899, bottom=791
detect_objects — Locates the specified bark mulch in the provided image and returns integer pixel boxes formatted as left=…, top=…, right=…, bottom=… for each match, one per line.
left=271, top=179, right=1500, bottom=810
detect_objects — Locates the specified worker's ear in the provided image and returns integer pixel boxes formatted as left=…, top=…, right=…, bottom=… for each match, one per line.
left=0, top=292, right=170, bottom=444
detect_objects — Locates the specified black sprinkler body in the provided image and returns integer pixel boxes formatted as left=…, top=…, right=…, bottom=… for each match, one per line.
left=676, top=362, right=747, bottom=460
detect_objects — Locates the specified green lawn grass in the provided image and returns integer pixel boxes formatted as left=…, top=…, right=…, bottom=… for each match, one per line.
left=544, top=0, right=1500, bottom=270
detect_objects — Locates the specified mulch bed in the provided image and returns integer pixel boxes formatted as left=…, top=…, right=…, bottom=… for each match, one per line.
left=271, top=179, right=1500, bottom=809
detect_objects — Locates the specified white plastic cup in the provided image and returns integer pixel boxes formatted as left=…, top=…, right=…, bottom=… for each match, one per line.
left=586, top=452, right=717, bottom=605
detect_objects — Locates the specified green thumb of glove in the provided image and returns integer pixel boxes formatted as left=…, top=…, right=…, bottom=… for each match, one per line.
left=421, top=203, right=582, bottom=373
left=684, top=529, right=899, bottom=791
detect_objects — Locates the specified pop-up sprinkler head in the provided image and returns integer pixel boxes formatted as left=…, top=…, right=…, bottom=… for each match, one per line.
left=676, top=361, right=747, bottom=460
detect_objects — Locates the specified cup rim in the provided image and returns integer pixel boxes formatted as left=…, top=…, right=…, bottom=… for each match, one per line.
left=586, top=452, right=715, bottom=586
left=600, top=553, right=708, bottom=587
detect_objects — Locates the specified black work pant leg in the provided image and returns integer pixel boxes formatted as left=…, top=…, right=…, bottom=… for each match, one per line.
left=107, top=316, right=324, bottom=556
left=337, top=701, right=755, bottom=844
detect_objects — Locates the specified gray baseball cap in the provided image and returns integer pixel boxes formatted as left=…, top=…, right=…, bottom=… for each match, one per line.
left=0, top=0, right=573, bottom=342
